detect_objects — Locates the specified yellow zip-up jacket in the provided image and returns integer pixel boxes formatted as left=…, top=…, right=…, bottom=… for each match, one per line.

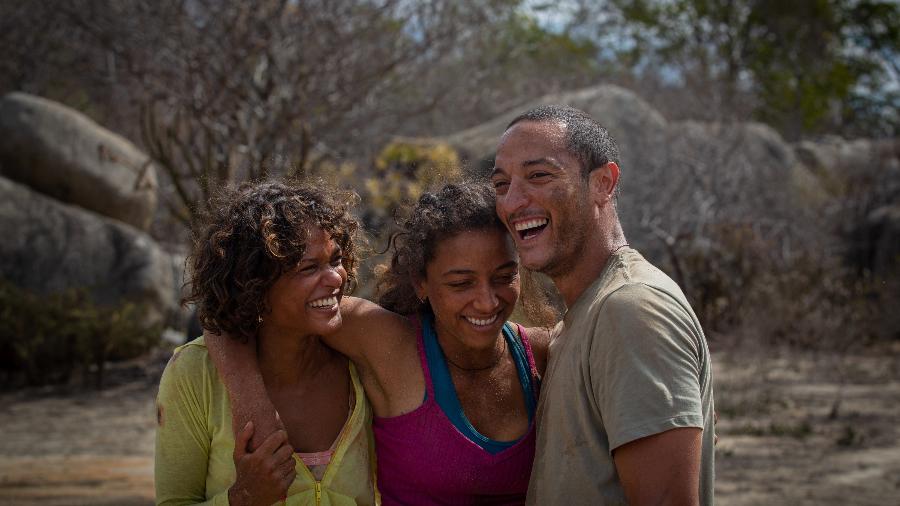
left=155, top=337, right=379, bottom=505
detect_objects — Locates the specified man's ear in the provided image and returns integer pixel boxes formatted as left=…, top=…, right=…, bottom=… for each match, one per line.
left=589, top=162, right=619, bottom=205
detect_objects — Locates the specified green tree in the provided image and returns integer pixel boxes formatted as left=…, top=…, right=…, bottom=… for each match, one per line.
left=578, top=0, right=900, bottom=138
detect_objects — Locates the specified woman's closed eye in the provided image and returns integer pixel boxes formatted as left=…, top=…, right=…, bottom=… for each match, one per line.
left=445, top=280, right=474, bottom=289
left=493, top=272, right=518, bottom=284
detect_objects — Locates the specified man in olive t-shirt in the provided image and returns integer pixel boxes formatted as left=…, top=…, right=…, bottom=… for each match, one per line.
left=491, top=105, right=715, bottom=505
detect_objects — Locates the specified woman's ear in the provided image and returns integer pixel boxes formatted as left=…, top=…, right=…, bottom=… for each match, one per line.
left=413, top=277, right=428, bottom=304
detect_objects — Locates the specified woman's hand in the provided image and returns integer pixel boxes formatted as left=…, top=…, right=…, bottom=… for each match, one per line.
left=228, top=421, right=296, bottom=506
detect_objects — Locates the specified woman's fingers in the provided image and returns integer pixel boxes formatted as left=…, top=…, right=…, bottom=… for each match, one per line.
left=256, top=428, right=289, bottom=456
left=272, top=442, right=294, bottom=464
left=233, top=421, right=254, bottom=460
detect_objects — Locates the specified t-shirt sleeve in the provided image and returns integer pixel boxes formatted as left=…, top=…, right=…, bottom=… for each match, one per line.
left=155, top=345, right=230, bottom=506
left=590, top=283, right=705, bottom=452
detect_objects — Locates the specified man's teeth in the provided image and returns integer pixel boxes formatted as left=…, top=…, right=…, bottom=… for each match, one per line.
left=309, top=296, right=338, bottom=308
left=465, top=314, right=498, bottom=326
left=514, top=218, right=548, bottom=231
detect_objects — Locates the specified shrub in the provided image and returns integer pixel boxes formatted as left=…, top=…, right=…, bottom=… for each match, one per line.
left=0, top=279, right=161, bottom=388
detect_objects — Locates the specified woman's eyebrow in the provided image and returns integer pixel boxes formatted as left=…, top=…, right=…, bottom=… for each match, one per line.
left=442, top=268, right=476, bottom=277
left=495, top=261, right=519, bottom=271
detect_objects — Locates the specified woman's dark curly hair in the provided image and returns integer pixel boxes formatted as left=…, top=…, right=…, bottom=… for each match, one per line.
left=374, top=182, right=556, bottom=329
left=184, top=179, right=361, bottom=342
left=375, top=182, right=502, bottom=316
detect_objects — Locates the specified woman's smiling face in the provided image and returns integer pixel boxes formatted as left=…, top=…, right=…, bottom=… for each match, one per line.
left=416, top=228, right=519, bottom=351
left=265, top=226, right=347, bottom=336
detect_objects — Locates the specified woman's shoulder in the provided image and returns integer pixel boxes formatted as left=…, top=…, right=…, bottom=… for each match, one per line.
left=160, top=337, right=218, bottom=388
left=339, top=296, right=417, bottom=349
left=510, top=322, right=551, bottom=376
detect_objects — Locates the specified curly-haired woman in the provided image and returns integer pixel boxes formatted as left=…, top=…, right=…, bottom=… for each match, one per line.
left=155, top=181, right=378, bottom=506
left=208, top=182, right=555, bottom=505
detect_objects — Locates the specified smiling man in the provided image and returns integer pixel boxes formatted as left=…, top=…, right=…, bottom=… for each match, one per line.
left=491, top=105, right=715, bottom=505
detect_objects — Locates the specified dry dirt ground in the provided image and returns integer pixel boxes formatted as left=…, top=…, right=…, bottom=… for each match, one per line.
left=1, top=344, right=898, bottom=505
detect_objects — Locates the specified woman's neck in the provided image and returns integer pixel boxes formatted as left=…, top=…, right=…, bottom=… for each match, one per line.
left=434, top=319, right=506, bottom=373
left=256, top=322, right=333, bottom=389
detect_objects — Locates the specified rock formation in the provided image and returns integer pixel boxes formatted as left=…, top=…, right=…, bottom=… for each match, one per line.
left=0, top=92, right=158, bottom=231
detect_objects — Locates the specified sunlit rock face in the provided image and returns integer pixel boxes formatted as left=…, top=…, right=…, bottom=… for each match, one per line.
left=0, top=92, right=158, bottom=231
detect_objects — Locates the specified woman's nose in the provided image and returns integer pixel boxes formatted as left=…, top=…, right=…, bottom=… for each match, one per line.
left=322, top=265, right=345, bottom=288
left=473, top=286, right=499, bottom=311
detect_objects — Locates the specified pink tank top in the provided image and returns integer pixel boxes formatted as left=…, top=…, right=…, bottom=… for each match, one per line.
left=372, top=316, right=539, bottom=505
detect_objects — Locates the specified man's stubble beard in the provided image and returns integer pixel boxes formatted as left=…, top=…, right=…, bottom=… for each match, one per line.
left=535, top=192, right=593, bottom=281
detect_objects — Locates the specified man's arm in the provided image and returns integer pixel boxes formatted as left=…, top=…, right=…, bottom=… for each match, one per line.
left=591, top=283, right=711, bottom=505
left=613, top=427, right=702, bottom=506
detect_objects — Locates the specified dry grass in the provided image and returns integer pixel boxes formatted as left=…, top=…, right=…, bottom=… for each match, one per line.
left=1, top=343, right=898, bottom=505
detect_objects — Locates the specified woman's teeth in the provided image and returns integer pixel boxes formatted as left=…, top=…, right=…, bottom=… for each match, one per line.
left=465, top=314, right=498, bottom=326
left=309, top=296, right=338, bottom=308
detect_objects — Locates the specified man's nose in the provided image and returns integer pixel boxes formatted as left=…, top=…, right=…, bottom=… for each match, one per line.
left=500, top=178, right=530, bottom=213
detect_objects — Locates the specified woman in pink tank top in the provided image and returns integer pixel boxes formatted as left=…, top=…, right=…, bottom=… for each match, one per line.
left=208, top=183, right=557, bottom=504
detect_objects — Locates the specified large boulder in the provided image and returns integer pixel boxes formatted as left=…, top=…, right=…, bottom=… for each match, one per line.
left=0, top=92, right=158, bottom=230
left=0, top=176, right=182, bottom=328
left=794, top=136, right=900, bottom=195
left=444, top=84, right=668, bottom=173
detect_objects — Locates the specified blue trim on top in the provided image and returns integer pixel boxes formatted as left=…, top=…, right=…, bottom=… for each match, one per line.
left=421, top=312, right=536, bottom=455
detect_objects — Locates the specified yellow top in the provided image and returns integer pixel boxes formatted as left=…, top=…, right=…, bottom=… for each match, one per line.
left=155, top=337, right=379, bottom=506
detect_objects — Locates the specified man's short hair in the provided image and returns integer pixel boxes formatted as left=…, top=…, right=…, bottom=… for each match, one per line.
left=506, top=105, right=620, bottom=179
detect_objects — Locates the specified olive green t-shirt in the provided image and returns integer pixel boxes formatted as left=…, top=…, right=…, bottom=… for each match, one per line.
left=526, top=248, right=715, bottom=505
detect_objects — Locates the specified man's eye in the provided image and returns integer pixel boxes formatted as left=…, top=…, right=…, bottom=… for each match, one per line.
left=447, top=281, right=472, bottom=289
left=529, top=172, right=549, bottom=179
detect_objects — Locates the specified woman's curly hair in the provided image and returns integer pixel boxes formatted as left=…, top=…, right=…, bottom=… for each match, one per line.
left=375, top=182, right=501, bottom=316
left=184, top=179, right=361, bottom=342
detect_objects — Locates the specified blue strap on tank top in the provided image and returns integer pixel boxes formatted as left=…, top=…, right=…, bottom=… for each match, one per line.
left=421, top=312, right=537, bottom=455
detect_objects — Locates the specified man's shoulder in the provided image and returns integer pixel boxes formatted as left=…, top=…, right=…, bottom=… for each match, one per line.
left=573, top=252, right=702, bottom=344
left=580, top=250, right=689, bottom=315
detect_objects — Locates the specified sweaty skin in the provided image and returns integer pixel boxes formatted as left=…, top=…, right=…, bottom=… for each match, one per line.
left=207, top=228, right=550, bottom=451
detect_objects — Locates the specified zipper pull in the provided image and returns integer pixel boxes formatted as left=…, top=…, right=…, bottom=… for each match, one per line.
left=315, top=481, right=322, bottom=505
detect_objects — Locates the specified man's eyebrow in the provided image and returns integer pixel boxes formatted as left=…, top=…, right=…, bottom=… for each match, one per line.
left=523, top=157, right=564, bottom=169
left=491, top=157, right=563, bottom=176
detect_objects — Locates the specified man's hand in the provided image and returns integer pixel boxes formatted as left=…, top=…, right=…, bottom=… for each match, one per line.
left=228, top=421, right=296, bottom=506
left=613, top=427, right=702, bottom=506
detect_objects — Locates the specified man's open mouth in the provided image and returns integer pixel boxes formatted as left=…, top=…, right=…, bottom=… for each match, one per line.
left=514, top=218, right=549, bottom=240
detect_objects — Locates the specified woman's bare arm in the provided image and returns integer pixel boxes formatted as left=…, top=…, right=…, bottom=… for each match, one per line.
left=205, top=296, right=417, bottom=445
left=204, top=333, right=282, bottom=450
